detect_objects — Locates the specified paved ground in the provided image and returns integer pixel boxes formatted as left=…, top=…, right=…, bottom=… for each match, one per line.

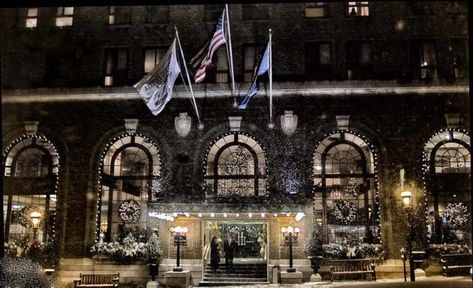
left=205, top=276, right=472, bottom=288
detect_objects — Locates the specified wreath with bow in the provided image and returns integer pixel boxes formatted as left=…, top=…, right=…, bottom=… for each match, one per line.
left=333, top=200, right=357, bottom=224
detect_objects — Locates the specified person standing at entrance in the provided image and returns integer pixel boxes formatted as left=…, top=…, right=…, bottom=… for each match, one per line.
left=210, top=236, right=220, bottom=274
left=224, top=233, right=236, bottom=270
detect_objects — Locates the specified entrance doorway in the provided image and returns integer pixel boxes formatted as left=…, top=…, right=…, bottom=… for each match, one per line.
left=203, top=220, right=268, bottom=263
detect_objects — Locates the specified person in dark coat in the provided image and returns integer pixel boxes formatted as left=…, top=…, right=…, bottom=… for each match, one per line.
left=224, top=233, right=237, bottom=270
left=210, top=236, right=220, bottom=274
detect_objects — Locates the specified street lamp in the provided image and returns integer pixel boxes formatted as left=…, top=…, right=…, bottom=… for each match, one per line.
left=30, top=211, right=42, bottom=240
left=401, top=191, right=415, bottom=282
left=281, top=226, right=300, bottom=272
left=170, top=226, right=188, bottom=272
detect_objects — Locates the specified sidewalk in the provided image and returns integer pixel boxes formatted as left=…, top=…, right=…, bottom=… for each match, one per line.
left=204, top=276, right=472, bottom=288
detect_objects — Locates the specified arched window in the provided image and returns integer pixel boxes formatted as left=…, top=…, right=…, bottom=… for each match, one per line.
left=3, top=135, right=59, bottom=246
left=313, top=131, right=379, bottom=244
left=424, top=130, right=471, bottom=244
left=97, top=133, right=160, bottom=242
left=204, top=133, right=267, bottom=200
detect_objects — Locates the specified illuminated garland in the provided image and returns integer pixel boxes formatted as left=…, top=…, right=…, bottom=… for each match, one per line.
left=421, top=128, right=470, bottom=243
left=333, top=200, right=357, bottom=224
left=118, top=200, right=142, bottom=223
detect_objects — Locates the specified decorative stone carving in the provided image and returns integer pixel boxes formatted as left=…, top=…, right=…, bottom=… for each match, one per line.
left=24, top=121, right=39, bottom=135
left=228, top=116, right=242, bottom=132
left=280, top=110, right=298, bottom=136
left=444, top=113, right=460, bottom=129
left=175, top=113, right=192, bottom=137
left=336, top=115, right=350, bottom=130
left=124, top=119, right=138, bottom=134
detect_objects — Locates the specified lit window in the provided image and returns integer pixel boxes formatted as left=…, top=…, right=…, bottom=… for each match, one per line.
left=305, top=2, right=329, bottom=18
left=108, top=6, right=131, bottom=25
left=56, top=7, right=74, bottom=27
left=144, top=48, right=166, bottom=73
left=26, top=8, right=38, bottom=28
left=411, top=40, right=437, bottom=80
left=98, top=134, right=161, bottom=242
left=3, top=135, right=60, bottom=245
left=205, top=133, right=267, bottom=200
left=104, top=48, right=129, bottom=86
left=347, top=2, right=369, bottom=16
left=215, top=48, right=228, bottom=83
left=313, top=131, right=378, bottom=244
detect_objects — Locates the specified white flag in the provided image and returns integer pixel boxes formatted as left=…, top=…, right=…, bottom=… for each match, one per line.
left=134, top=38, right=181, bottom=116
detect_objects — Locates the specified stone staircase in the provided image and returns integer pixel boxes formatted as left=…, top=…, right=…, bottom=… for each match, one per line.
left=199, top=263, right=268, bottom=286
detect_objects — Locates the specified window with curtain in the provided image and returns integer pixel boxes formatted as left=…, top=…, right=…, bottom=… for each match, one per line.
left=108, top=6, right=132, bottom=25
left=346, top=41, right=371, bottom=79
left=104, top=48, right=129, bottom=86
left=98, top=134, right=161, bottom=242
left=424, top=130, right=471, bottom=244
left=305, top=42, right=332, bottom=80
left=347, top=2, right=369, bottom=16
left=204, top=133, right=267, bottom=202
left=143, top=47, right=166, bottom=74
left=313, top=131, right=379, bottom=244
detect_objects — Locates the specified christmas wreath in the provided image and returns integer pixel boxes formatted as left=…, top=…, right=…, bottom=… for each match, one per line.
left=118, top=200, right=141, bottom=223
left=444, top=202, right=470, bottom=228
left=333, top=200, right=357, bottom=224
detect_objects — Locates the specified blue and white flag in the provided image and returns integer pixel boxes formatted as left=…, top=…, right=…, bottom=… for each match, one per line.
left=239, top=42, right=270, bottom=110
left=134, top=38, right=181, bottom=116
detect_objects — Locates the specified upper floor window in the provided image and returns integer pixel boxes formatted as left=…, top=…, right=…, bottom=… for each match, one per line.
left=26, top=8, right=38, bottom=28
left=410, top=40, right=437, bottom=80
left=407, top=2, right=433, bottom=16
left=346, top=41, right=371, bottom=79
left=306, top=42, right=332, bottom=80
left=143, top=47, right=166, bottom=74
left=448, top=39, right=468, bottom=79
left=104, top=48, right=129, bottom=86
left=98, top=134, right=161, bottom=242
left=347, top=2, right=369, bottom=17
left=145, top=6, right=170, bottom=23
left=204, top=133, right=267, bottom=202
left=56, top=7, right=74, bottom=27
left=446, top=1, right=467, bottom=15
left=108, top=6, right=132, bottom=25
left=243, top=44, right=265, bottom=82
left=205, top=4, right=223, bottom=21
left=243, top=4, right=269, bottom=20
left=305, top=2, right=329, bottom=18
left=215, top=48, right=229, bottom=83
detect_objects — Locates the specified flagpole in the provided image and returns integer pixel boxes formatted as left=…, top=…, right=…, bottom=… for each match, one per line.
left=175, top=26, right=204, bottom=129
left=268, top=29, right=274, bottom=129
left=225, top=4, right=237, bottom=107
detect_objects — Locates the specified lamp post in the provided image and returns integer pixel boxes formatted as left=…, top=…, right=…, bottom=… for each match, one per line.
left=281, top=226, right=300, bottom=272
left=401, top=191, right=415, bottom=282
left=30, top=211, right=42, bottom=241
left=170, top=226, right=188, bottom=272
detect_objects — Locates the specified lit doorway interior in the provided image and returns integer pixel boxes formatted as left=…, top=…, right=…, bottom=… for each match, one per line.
left=203, top=220, right=268, bottom=264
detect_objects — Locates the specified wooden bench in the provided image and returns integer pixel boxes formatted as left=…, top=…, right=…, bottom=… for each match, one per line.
left=440, top=254, right=472, bottom=277
left=74, top=273, right=120, bottom=288
left=330, top=259, right=376, bottom=282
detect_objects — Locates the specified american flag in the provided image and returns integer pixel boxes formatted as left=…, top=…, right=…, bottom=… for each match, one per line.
left=190, top=10, right=226, bottom=83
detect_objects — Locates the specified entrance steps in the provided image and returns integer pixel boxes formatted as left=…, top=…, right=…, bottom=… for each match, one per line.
left=200, top=263, right=268, bottom=286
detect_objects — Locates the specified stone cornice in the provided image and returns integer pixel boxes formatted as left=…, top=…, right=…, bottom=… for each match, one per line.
left=2, top=82, right=469, bottom=103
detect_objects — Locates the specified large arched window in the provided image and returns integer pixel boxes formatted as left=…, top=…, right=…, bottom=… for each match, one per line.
left=313, top=131, right=379, bottom=244
left=204, top=133, right=267, bottom=201
left=424, top=129, right=471, bottom=244
left=97, top=133, right=160, bottom=242
left=3, top=135, right=59, bottom=246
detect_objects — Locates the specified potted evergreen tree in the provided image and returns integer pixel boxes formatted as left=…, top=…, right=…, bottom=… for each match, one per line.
left=145, top=232, right=162, bottom=281
left=305, top=228, right=324, bottom=276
